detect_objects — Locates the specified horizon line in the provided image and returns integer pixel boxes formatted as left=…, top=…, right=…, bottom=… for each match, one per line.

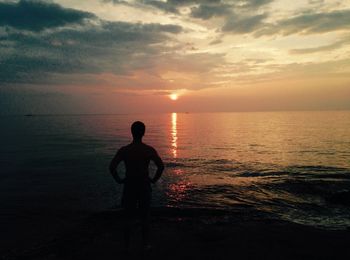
left=1, top=109, right=350, bottom=116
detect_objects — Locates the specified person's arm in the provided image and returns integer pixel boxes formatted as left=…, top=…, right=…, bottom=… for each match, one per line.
left=109, top=149, right=125, bottom=184
left=150, top=150, right=164, bottom=184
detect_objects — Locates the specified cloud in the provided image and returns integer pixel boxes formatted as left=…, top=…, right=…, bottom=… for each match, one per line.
left=187, top=4, right=350, bottom=37
left=122, top=0, right=273, bottom=18
left=281, top=58, right=350, bottom=77
left=289, top=36, right=350, bottom=54
left=142, top=0, right=179, bottom=13
left=210, top=38, right=223, bottom=45
left=0, top=1, right=229, bottom=91
left=256, top=9, right=350, bottom=36
left=185, top=0, right=272, bottom=34
left=105, top=0, right=192, bottom=13
left=308, top=0, right=324, bottom=4
left=0, top=0, right=95, bottom=32
left=105, top=0, right=222, bottom=14
left=240, top=0, right=274, bottom=8
left=103, top=1, right=350, bottom=39
left=103, top=0, right=274, bottom=37
left=190, top=3, right=232, bottom=20
left=137, top=0, right=272, bottom=14
left=215, top=58, right=350, bottom=86
left=222, top=13, right=268, bottom=33
left=0, top=1, right=184, bottom=85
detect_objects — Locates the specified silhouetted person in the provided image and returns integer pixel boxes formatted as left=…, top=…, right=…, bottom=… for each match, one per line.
left=109, top=121, right=164, bottom=251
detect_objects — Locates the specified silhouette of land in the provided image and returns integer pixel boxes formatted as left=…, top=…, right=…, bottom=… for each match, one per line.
left=1, top=207, right=349, bottom=260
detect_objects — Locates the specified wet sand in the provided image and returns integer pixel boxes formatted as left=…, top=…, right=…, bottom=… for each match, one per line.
left=1, top=207, right=350, bottom=260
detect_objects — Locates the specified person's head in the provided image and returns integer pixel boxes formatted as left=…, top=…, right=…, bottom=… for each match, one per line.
left=131, top=121, right=145, bottom=140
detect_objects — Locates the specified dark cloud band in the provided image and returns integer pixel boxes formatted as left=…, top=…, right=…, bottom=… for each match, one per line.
left=0, top=1, right=183, bottom=85
left=255, top=9, right=350, bottom=36
left=0, top=0, right=95, bottom=32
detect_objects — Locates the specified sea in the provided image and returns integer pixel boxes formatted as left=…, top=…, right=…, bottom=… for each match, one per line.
left=1, top=111, right=350, bottom=242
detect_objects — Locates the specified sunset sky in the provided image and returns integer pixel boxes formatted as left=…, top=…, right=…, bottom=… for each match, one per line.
left=0, top=0, right=350, bottom=114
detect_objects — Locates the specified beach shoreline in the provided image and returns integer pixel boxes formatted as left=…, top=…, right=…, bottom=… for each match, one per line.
left=2, top=207, right=350, bottom=260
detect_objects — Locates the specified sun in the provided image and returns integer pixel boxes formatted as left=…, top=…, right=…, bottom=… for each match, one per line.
left=169, top=93, right=178, bottom=101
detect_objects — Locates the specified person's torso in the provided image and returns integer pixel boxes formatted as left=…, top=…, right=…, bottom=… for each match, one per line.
left=121, top=142, right=155, bottom=183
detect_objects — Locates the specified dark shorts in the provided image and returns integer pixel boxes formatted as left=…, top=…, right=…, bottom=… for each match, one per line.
left=121, top=182, right=152, bottom=216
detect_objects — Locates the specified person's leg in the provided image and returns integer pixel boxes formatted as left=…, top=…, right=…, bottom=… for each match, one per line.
left=123, top=208, right=132, bottom=251
left=141, top=210, right=150, bottom=247
left=140, top=191, right=151, bottom=248
left=121, top=186, right=136, bottom=251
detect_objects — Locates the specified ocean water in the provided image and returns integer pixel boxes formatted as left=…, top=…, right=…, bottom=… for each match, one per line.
left=1, top=111, right=350, bottom=231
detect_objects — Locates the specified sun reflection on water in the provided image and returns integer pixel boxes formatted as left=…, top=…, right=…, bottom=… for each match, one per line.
left=167, top=181, right=192, bottom=203
left=171, top=112, right=178, bottom=158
